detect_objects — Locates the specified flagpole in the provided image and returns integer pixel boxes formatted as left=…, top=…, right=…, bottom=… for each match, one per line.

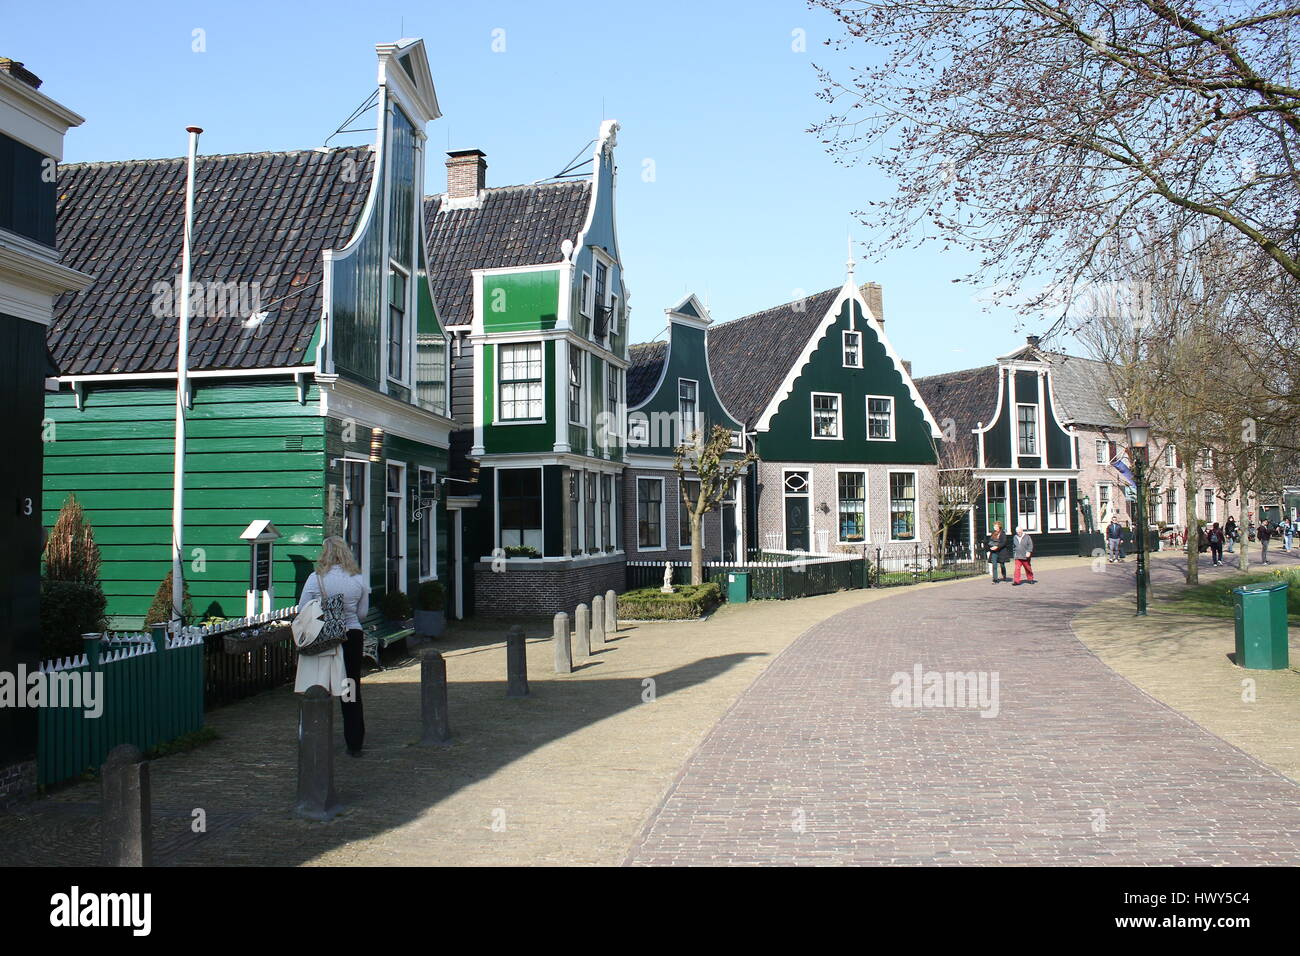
left=172, top=126, right=202, bottom=631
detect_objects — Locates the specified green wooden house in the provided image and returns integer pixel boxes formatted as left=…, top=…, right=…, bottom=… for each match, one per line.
left=44, top=39, right=455, bottom=630
left=0, top=56, right=91, bottom=802
left=707, top=272, right=943, bottom=554
left=423, top=121, right=629, bottom=615
left=625, top=294, right=748, bottom=561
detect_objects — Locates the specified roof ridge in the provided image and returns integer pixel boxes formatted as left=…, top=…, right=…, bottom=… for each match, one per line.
left=61, top=145, right=370, bottom=170
left=718, top=285, right=841, bottom=328
left=424, top=179, right=590, bottom=203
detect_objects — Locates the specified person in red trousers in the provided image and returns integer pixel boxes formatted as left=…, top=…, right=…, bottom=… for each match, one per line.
left=1012, top=525, right=1035, bottom=585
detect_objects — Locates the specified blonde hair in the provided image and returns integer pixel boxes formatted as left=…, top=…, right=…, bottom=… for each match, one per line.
left=316, top=535, right=362, bottom=576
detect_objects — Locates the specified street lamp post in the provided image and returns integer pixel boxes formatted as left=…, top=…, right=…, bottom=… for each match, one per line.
left=1127, top=418, right=1151, bottom=617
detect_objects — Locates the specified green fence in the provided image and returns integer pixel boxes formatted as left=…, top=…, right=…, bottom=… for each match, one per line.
left=627, top=554, right=868, bottom=600
left=36, top=631, right=205, bottom=788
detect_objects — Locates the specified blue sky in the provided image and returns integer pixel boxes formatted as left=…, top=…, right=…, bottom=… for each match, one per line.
left=8, top=0, right=1041, bottom=376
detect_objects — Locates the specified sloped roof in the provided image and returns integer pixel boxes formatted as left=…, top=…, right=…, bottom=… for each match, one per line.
left=706, top=286, right=842, bottom=426
left=50, top=147, right=373, bottom=375
left=627, top=339, right=668, bottom=407
left=913, top=365, right=999, bottom=443
left=423, top=180, right=592, bottom=327
left=1036, top=351, right=1123, bottom=427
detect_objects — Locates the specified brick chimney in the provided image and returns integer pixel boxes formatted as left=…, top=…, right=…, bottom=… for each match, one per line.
left=860, top=282, right=884, bottom=324
left=1026, top=334, right=1040, bottom=347
left=0, top=58, right=43, bottom=89
left=446, top=149, right=487, bottom=199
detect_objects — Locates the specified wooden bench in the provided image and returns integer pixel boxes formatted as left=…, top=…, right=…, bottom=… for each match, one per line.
left=361, top=617, right=414, bottom=671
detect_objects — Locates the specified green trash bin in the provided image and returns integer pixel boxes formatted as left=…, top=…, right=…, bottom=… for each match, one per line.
left=727, top=571, right=751, bottom=604
left=1232, top=581, right=1290, bottom=670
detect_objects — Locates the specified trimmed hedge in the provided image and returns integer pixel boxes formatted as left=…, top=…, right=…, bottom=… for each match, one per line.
left=619, top=582, right=723, bottom=620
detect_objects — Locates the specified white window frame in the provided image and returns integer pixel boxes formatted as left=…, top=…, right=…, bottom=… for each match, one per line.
left=842, top=330, right=862, bottom=368
left=835, top=468, right=868, bottom=544
left=628, top=416, right=649, bottom=446
left=580, top=272, right=593, bottom=318
left=609, top=292, right=620, bottom=337
left=1204, top=488, right=1216, bottom=523
left=811, top=391, right=843, bottom=440
left=1017, top=478, right=1040, bottom=533
left=678, top=378, right=700, bottom=444
left=386, top=261, right=412, bottom=387
left=569, top=346, right=587, bottom=426
left=417, top=466, right=439, bottom=581
left=781, top=468, right=813, bottom=551
left=497, top=341, right=546, bottom=424
left=497, top=466, right=545, bottom=554
left=342, top=457, right=371, bottom=582
left=866, top=394, right=896, bottom=442
left=1097, top=482, right=1113, bottom=524
left=385, top=461, right=407, bottom=595
left=1047, top=479, right=1069, bottom=533
left=887, top=469, right=918, bottom=543
left=637, top=476, right=666, bottom=551
left=1095, top=439, right=1106, bottom=464
left=985, top=478, right=1009, bottom=534
left=1016, top=403, right=1039, bottom=457
left=1164, top=444, right=1176, bottom=468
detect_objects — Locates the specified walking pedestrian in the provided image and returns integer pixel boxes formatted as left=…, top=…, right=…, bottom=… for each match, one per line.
left=1225, top=516, right=1237, bottom=553
left=1259, top=519, right=1273, bottom=565
left=1206, top=522, right=1225, bottom=566
left=1105, top=515, right=1123, bottom=563
left=1011, top=524, right=1035, bottom=585
left=297, top=535, right=370, bottom=757
left=986, top=521, right=1010, bottom=584
left=1283, top=516, right=1294, bottom=552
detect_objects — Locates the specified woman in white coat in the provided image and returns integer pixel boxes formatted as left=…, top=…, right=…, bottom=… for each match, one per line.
left=297, top=536, right=370, bottom=756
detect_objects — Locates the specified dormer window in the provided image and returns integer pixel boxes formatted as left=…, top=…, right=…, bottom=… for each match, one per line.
left=593, top=260, right=610, bottom=339
left=678, top=379, right=699, bottom=443
left=1017, top=404, right=1038, bottom=456
left=388, top=266, right=408, bottom=383
left=843, top=331, right=862, bottom=368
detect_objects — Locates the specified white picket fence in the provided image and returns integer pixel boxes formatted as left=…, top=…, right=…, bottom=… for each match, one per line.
left=40, top=630, right=205, bottom=673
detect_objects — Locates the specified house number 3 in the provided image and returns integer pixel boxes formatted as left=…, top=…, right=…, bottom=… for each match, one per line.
left=19, top=497, right=33, bottom=516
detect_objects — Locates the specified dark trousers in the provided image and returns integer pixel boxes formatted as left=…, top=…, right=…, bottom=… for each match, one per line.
left=1210, top=543, right=1223, bottom=563
left=990, top=553, right=1008, bottom=580
left=342, top=628, right=365, bottom=752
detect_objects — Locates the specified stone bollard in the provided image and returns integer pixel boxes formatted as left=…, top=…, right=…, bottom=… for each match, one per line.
left=575, top=604, right=591, bottom=660
left=592, top=595, right=606, bottom=648
left=101, top=744, right=151, bottom=866
left=506, top=625, right=529, bottom=697
left=419, top=648, right=451, bottom=745
left=605, top=589, right=618, bottom=634
left=553, top=612, right=572, bottom=675
left=295, top=685, right=343, bottom=821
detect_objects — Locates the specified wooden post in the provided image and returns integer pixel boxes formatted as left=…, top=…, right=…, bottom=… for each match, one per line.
left=295, top=685, right=343, bottom=820
left=101, top=744, right=151, bottom=866
left=419, top=649, right=451, bottom=744
left=574, top=604, right=591, bottom=660
left=506, top=625, right=529, bottom=697
left=553, top=612, right=572, bottom=675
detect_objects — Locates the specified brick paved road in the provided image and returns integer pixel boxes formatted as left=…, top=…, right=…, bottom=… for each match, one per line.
left=626, top=557, right=1300, bottom=865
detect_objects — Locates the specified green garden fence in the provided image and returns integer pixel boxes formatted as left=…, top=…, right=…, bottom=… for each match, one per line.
left=36, top=630, right=205, bottom=788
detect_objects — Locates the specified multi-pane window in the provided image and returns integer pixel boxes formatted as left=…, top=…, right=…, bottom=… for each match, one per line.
left=609, top=293, right=620, bottom=336
left=637, top=478, right=663, bottom=548
left=1164, top=444, right=1176, bottom=467
left=585, top=472, right=597, bottom=552
left=1204, top=488, right=1215, bottom=522
left=986, top=480, right=1007, bottom=532
left=1096, top=439, right=1106, bottom=464
left=867, top=396, right=893, bottom=440
left=500, top=468, right=543, bottom=552
left=418, top=467, right=436, bottom=580
left=1166, top=488, right=1177, bottom=525
left=679, top=479, right=702, bottom=548
left=594, top=260, right=608, bottom=312
left=1017, top=405, right=1038, bottom=456
left=568, top=471, right=581, bottom=556
left=499, top=343, right=543, bottom=421
left=812, top=393, right=841, bottom=438
left=580, top=273, right=592, bottom=317
left=1098, top=483, right=1111, bottom=522
left=1148, top=492, right=1161, bottom=525
left=1048, top=480, right=1068, bottom=531
left=889, top=472, right=916, bottom=540
left=606, top=365, right=621, bottom=417
left=837, top=471, right=866, bottom=542
left=601, top=474, right=613, bottom=551
left=843, top=331, right=862, bottom=368
left=1018, top=480, right=1039, bottom=532
left=386, top=464, right=404, bottom=594
left=343, top=460, right=367, bottom=569
left=388, top=269, right=407, bottom=382
left=678, top=379, right=699, bottom=444
left=569, top=348, right=586, bottom=424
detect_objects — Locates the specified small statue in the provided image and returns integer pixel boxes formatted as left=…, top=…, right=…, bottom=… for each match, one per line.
left=660, top=561, right=675, bottom=594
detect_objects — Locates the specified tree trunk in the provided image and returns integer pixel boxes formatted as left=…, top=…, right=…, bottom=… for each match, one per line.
left=690, top=510, right=704, bottom=586
left=1184, top=462, right=1199, bottom=584
left=1238, top=484, right=1251, bottom=573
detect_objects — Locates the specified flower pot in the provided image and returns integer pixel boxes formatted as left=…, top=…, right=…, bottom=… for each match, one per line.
left=415, top=609, right=446, bottom=639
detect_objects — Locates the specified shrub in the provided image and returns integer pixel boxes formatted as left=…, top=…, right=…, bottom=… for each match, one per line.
left=44, top=493, right=101, bottom=584
left=39, top=580, right=107, bottom=659
left=144, top=571, right=195, bottom=627
left=505, top=545, right=540, bottom=558
left=416, top=580, right=445, bottom=611
left=379, top=589, right=412, bottom=621
left=618, top=582, right=722, bottom=621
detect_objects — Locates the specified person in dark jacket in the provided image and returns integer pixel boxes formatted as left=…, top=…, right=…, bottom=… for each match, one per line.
left=1225, top=516, right=1238, bottom=553
left=1105, top=516, right=1123, bottom=563
left=987, top=522, right=1010, bottom=583
left=1259, top=519, right=1273, bottom=564
left=1206, top=522, right=1225, bottom=566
